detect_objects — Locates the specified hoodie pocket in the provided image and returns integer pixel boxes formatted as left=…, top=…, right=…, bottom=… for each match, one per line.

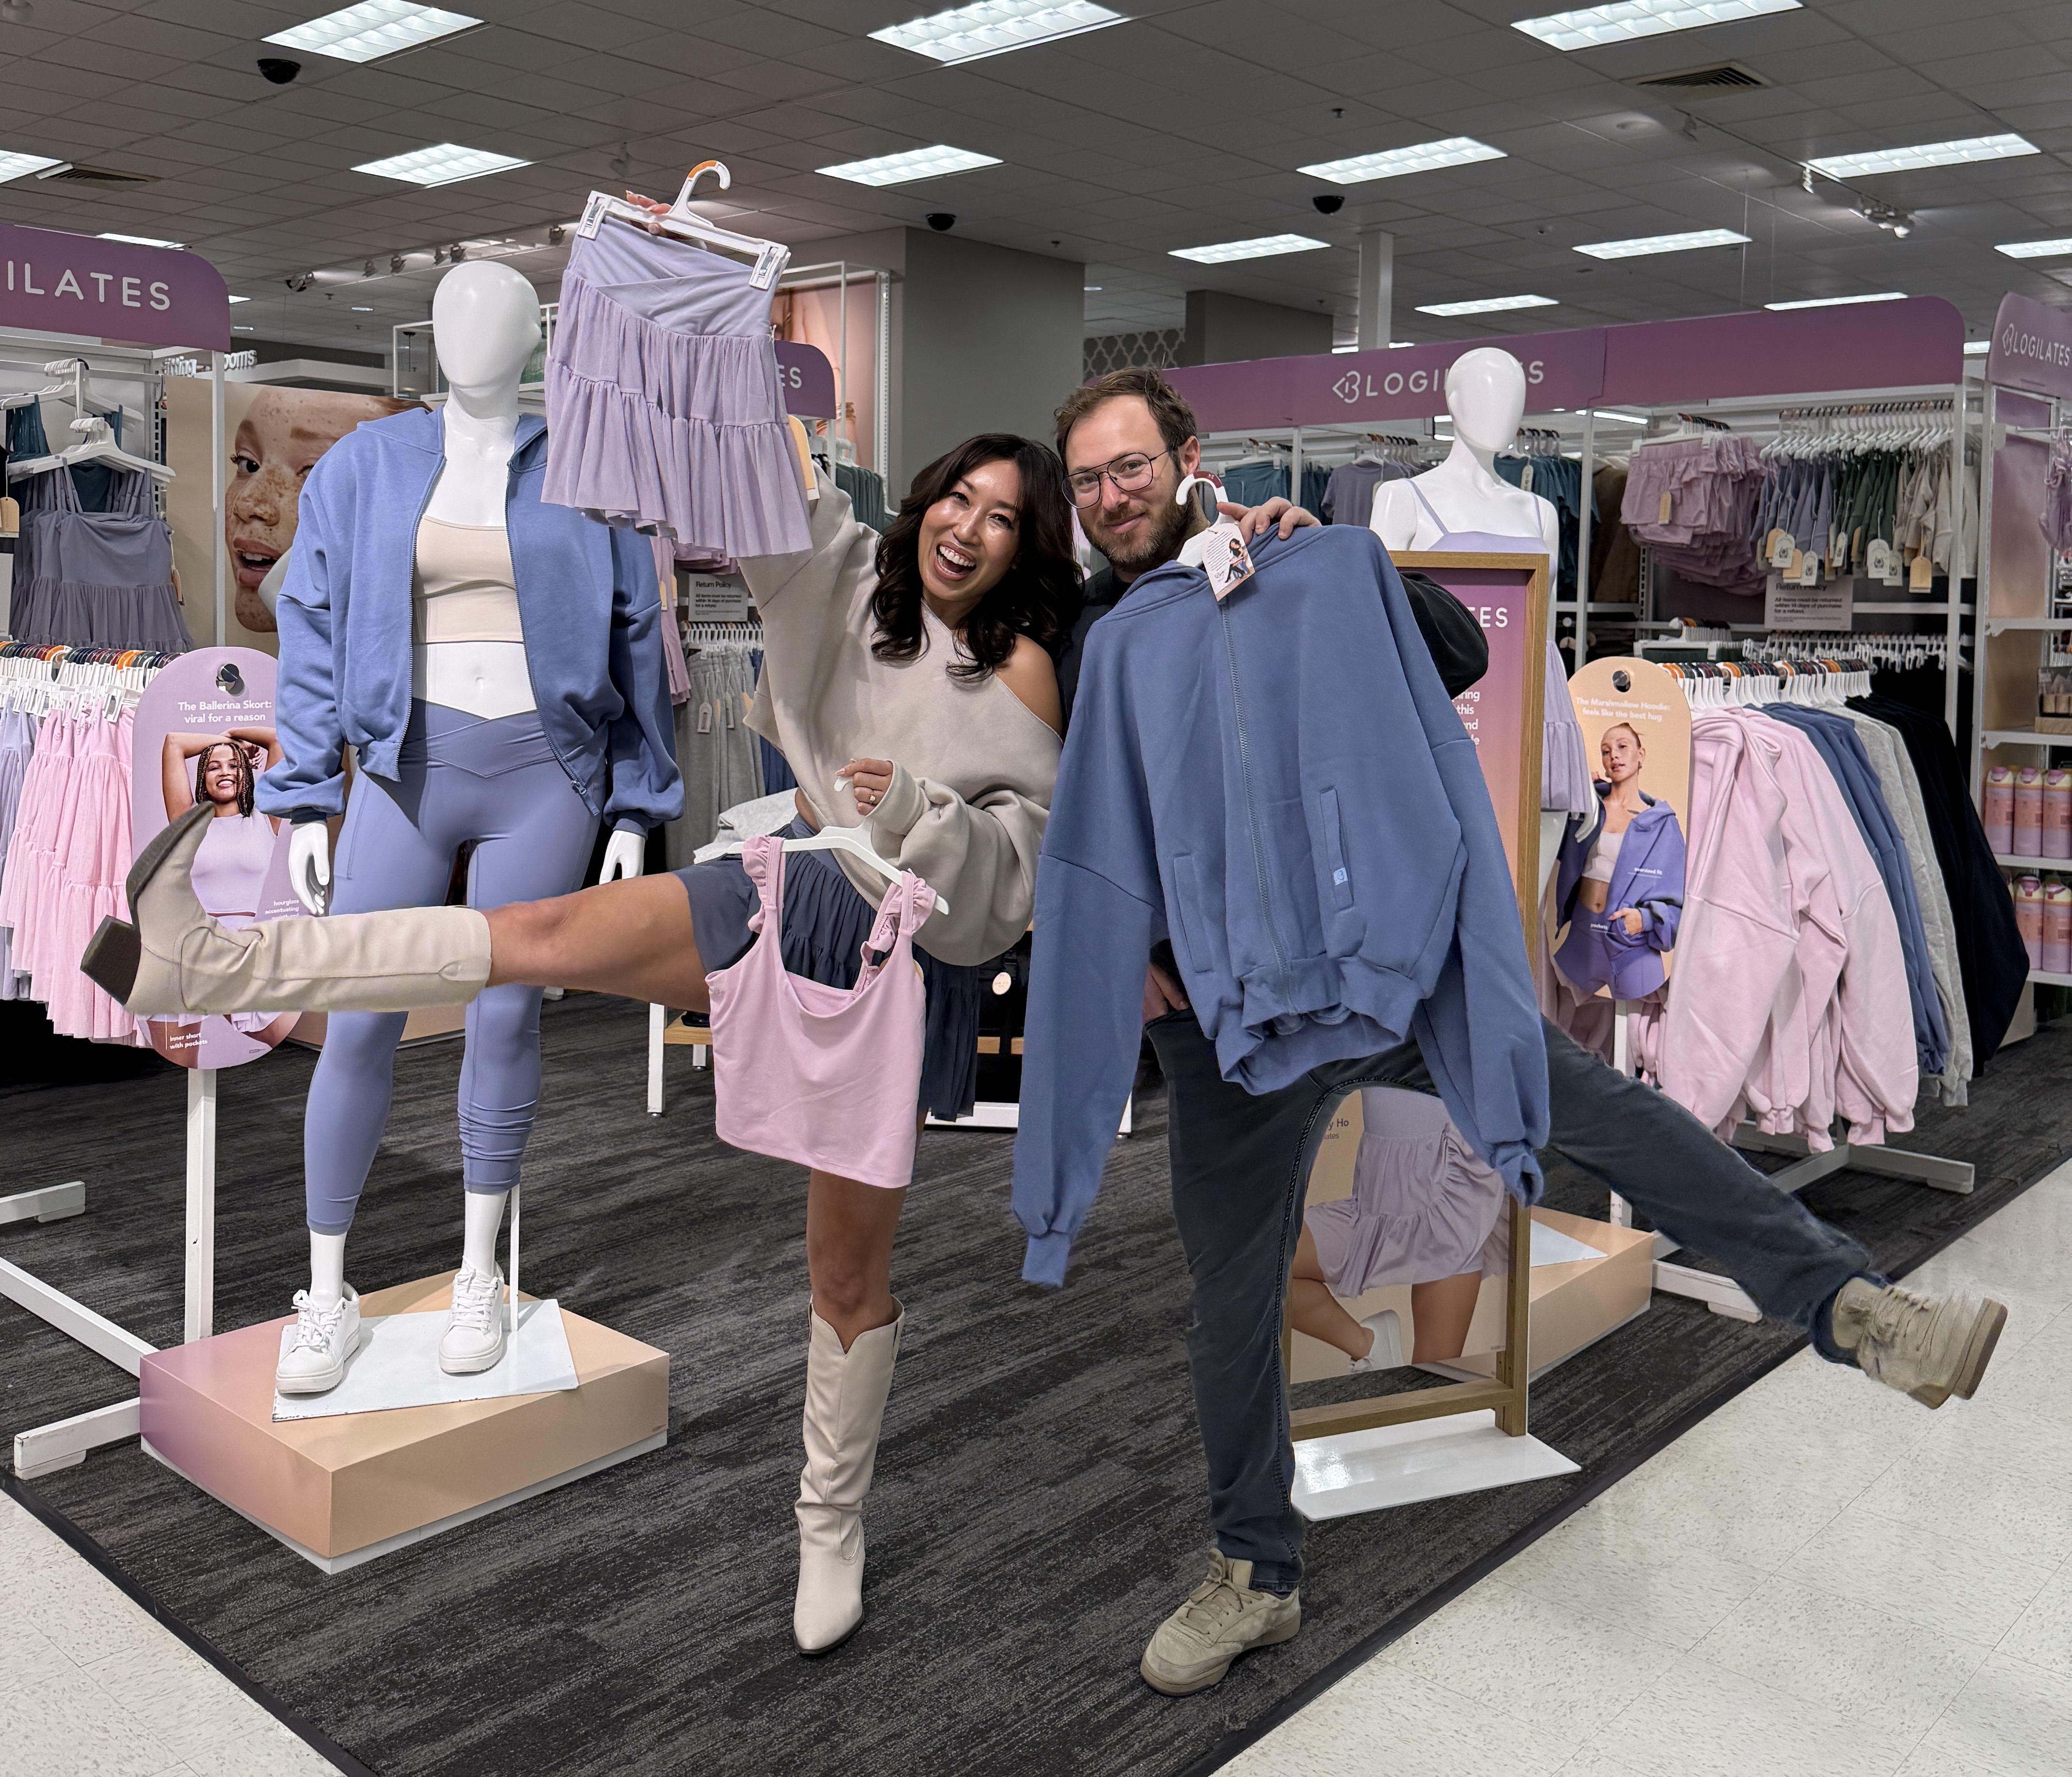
left=1317, top=788, right=1356, bottom=911
left=1169, top=853, right=1230, bottom=984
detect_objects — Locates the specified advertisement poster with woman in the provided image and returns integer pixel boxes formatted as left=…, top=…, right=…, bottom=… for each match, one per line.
left=166, top=380, right=418, bottom=648
left=1551, top=657, right=1691, bottom=1029
left=132, top=647, right=307, bottom=1067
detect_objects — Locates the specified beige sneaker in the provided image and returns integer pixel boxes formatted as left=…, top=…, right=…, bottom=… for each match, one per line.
left=1831, top=1278, right=2008, bottom=1408
left=1140, top=1549, right=1301, bottom=1696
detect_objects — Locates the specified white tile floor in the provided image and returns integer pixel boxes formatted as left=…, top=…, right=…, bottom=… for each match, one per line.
left=5, top=1165, right=2070, bottom=1776
left=1228, top=1159, right=2072, bottom=1777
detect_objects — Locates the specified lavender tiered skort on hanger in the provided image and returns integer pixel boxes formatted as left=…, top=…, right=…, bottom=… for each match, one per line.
left=544, top=219, right=811, bottom=558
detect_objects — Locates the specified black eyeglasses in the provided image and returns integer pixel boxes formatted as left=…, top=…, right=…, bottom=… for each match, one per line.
left=1067, top=447, right=1173, bottom=507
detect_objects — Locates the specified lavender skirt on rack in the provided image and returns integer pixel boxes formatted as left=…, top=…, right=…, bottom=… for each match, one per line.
left=544, top=219, right=811, bottom=559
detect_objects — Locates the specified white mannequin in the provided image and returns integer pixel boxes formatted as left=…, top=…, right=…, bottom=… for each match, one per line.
left=1370, top=347, right=1559, bottom=560
left=292, top=261, right=642, bottom=1317
left=288, top=262, right=644, bottom=914
left=1371, top=347, right=1567, bottom=893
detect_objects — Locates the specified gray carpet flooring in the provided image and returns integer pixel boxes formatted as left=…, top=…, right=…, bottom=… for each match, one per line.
left=2, top=998, right=2068, bottom=1777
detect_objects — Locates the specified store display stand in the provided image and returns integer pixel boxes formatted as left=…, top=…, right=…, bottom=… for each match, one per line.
left=1289, top=553, right=1577, bottom=1518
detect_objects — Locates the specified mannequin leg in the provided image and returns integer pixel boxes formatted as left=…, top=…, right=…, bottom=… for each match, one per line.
left=300, top=771, right=457, bottom=1241
left=461, top=1189, right=505, bottom=1279
left=309, top=1230, right=347, bottom=1308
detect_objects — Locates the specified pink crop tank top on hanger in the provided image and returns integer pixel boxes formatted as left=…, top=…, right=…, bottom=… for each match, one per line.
left=705, top=834, right=939, bottom=1190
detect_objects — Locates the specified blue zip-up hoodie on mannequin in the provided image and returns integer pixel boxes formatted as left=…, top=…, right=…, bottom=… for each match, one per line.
left=260, top=407, right=681, bottom=833
left=1011, top=525, right=1548, bottom=1286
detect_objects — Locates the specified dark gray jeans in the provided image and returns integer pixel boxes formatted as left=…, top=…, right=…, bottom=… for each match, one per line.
left=1145, top=1011, right=1873, bottom=1596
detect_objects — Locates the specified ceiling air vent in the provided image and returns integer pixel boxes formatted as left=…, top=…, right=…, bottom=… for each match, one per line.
left=1630, top=62, right=1769, bottom=92
left=34, top=162, right=160, bottom=185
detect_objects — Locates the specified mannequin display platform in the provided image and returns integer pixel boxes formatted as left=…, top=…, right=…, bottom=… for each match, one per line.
left=259, top=260, right=682, bottom=1396
left=1371, top=346, right=1593, bottom=856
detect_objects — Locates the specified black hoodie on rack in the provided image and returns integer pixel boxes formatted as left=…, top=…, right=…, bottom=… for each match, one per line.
left=1851, top=693, right=2030, bottom=1070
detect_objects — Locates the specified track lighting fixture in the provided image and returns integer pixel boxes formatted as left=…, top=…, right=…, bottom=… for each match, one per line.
left=609, top=142, right=632, bottom=180
left=390, top=253, right=405, bottom=273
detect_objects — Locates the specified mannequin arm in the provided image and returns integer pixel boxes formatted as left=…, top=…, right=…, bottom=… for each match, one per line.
left=288, top=822, right=330, bottom=915
left=598, top=829, right=645, bottom=884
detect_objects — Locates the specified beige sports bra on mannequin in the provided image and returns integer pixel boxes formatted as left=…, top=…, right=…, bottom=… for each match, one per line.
left=411, top=516, right=524, bottom=645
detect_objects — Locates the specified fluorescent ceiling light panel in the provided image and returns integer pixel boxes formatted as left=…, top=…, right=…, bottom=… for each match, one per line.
left=265, top=2, right=479, bottom=63
left=1575, top=227, right=1749, bottom=259
left=228, top=295, right=251, bottom=303
left=1807, top=134, right=2036, bottom=179
left=1764, top=291, right=1907, bottom=310
left=870, top=0, right=1125, bottom=64
left=1415, top=293, right=1558, bottom=316
left=1964, top=340, right=1991, bottom=355
left=99, top=232, right=184, bottom=249
left=817, top=145, right=1000, bottom=185
left=1299, top=137, right=1504, bottom=184
left=1595, top=410, right=1650, bottom=423
left=1514, top=0, right=1797, bottom=51
left=354, top=143, right=529, bottom=186
left=1997, top=237, right=2072, bottom=259
left=0, top=149, right=62, bottom=184
left=1169, top=234, right=1327, bottom=264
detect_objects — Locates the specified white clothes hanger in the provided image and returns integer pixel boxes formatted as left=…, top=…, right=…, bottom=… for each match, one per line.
left=577, top=160, right=791, bottom=290
left=699, top=824, right=950, bottom=916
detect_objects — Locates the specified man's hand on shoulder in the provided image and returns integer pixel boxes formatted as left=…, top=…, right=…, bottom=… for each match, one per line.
left=1221, top=498, right=1320, bottom=544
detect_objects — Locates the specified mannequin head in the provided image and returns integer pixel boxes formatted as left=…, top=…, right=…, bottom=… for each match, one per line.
left=430, top=262, right=541, bottom=410
left=1443, top=348, right=1527, bottom=458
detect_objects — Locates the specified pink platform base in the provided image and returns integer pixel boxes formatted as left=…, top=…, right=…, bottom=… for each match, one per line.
left=138, top=1273, right=669, bottom=1572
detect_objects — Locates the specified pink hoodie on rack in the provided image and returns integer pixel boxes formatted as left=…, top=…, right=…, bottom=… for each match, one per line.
left=1652, top=710, right=1799, bottom=1136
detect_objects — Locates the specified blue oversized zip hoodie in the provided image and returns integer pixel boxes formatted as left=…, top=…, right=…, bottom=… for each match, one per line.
left=1012, top=525, right=1548, bottom=1286
left=259, top=407, right=682, bottom=833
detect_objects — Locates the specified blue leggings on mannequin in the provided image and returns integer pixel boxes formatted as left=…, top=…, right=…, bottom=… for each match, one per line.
left=302, top=701, right=600, bottom=1235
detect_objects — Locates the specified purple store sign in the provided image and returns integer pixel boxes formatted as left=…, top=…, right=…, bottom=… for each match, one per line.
left=1162, top=298, right=1965, bottom=433
left=775, top=340, right=836, bottom=419
left=1985, top=292, right=2072, bottom=402
left=1167, top=327, right=1606, bottom=430
left=0, top=223, right=230, bottom=352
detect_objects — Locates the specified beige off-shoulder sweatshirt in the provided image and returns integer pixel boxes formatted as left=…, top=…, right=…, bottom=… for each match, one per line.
left=740, top=469, right=1061, bottom=966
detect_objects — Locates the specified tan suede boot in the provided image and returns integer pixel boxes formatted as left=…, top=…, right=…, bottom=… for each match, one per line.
left=793, top=1304, right=902, bottom=1656
left=82, top=803, right=492, bottom=1017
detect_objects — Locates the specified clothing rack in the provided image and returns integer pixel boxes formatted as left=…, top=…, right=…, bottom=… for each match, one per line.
left=1599, top=659, right=1976, bottom=1321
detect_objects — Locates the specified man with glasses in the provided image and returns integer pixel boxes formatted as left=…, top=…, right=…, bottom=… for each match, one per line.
left=1040, top=367, right=2010, bottom=1698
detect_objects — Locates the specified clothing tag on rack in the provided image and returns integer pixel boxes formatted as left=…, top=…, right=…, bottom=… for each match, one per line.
left=1657, top=490, right=1672, bottom=525
left=1799, top=553, right=1821, bottom=588
left=1866, top=539, right=1892, bottom=580
left=697, top=700, right=713, bottom=735
left=1519, top=462, right=1534, bottom=493
left=1909, top=553, right=1935, bottom=590
left=1766, top=528, right=1794, bottom=570
left=1179, top=517, right=1254, bottom=601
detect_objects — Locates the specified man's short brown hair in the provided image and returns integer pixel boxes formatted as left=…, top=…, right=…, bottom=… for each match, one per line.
left=1054, top=367, right=1198, bottom=460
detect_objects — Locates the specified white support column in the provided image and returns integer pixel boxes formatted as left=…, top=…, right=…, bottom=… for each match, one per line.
left=647, top=1003, right=665, bottom=1116
left=508, top=1180, right=522, bottom=1343
left=184, top=1069, right=216, bottom=1344
left=210, top=352, right=226, bottom=648
left=1577, top=407, right=1596, bottom=667
left=1356, top=228, right=1394, bottom=353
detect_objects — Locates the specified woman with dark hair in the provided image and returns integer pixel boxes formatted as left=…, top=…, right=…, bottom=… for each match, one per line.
left=152, top=726, right=293, bottom=1057
left=103, top=432, right=1080, bottom=1653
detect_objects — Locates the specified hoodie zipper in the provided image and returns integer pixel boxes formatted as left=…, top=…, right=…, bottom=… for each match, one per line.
left=1218, top=596, right=1292, bottom=996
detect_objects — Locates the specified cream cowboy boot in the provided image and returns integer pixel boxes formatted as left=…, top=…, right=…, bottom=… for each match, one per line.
left=793, top=1304, right=903, bottom=1655
left=81, top=803, right=492, bottom=1017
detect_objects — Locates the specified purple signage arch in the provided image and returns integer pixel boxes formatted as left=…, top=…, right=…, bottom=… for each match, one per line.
left=1162, top=297, right=1965, bottom=431
left=774, top=340, right=836, bottom=419
left=0, top=222, right=230, bottom=352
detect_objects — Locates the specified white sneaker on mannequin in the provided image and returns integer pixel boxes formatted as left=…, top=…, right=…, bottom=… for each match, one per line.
left=275, top=1285, right=363, bottom=1394
left=440, top=1264, right=508, bottom=1375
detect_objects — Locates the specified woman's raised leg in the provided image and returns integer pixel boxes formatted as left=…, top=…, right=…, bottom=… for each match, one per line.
left=485, top=873, right=712, bottom=1011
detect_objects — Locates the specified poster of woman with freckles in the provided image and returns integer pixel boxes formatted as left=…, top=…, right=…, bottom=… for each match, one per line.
left=166, top=380, right=419, bottom=648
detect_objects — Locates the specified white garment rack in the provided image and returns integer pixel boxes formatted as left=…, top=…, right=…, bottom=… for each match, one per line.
left=1605, top=657, right=1972, bottom=1323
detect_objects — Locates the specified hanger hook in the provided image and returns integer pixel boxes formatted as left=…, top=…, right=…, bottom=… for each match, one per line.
left=681, top=160, right=730, bottom=204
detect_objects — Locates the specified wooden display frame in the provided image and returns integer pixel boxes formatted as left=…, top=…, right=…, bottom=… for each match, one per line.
left=1285, top=551, right=1548, bottom=1445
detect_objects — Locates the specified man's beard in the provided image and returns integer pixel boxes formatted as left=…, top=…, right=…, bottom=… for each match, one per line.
left=1089, top=492, right=1192, bottom=575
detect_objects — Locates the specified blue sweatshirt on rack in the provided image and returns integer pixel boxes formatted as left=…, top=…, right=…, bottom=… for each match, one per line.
left=1011, top=525, right=1548, bottom=1287
left=260, top=407, right=681, bottom=833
